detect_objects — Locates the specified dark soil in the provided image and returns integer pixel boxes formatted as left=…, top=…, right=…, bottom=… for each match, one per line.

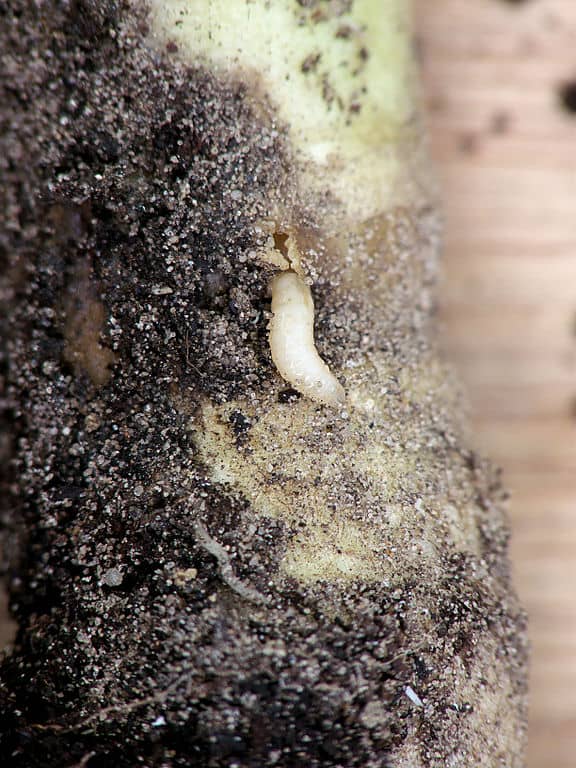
left=0, top=2, right=528, bottom=767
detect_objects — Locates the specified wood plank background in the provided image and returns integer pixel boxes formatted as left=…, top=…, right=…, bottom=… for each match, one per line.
left=415, top=1, right=576, bottom=765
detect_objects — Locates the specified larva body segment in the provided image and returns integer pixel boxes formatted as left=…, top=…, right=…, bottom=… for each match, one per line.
left=269, top=271, right=345, bottom=406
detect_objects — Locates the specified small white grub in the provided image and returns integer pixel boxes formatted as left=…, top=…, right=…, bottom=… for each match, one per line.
left=404, top=685, right=424, bottom=708
left=268, top=271, right=345, bottom=406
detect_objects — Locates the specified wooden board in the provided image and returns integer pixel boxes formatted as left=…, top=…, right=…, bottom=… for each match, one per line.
left=415, top=1, right=576, bottom=765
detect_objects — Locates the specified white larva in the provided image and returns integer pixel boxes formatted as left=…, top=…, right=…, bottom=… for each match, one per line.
left=268, top=271, right=345, bottom=406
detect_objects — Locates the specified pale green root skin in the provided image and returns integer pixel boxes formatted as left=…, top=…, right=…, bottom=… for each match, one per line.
left=148, top=0, right=430, bottom=228
left=149, top=3, right=527, bottom=764
left=150, top=0, right=443, bottom=586
left=194, top=356, right=482, bottom=585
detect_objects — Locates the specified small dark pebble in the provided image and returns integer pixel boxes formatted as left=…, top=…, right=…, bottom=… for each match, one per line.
left=278, top=388, right=302, bottom=403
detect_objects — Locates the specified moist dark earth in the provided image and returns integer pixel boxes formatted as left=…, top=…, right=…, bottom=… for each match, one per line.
left=0, top=2, right=527, bottom=767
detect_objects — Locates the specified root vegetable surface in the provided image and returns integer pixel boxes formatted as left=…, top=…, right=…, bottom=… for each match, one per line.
left=0, top=1, right=528, bottom=766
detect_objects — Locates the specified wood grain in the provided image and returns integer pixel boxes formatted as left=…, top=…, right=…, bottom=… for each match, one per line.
left=415, top=1, right=576, bottom=765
